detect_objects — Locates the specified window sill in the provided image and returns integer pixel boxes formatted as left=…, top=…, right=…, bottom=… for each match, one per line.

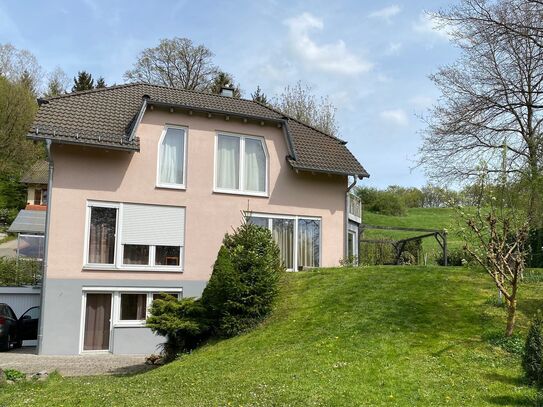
left=155, top=184, right=186, bottom=191
left=113, top=322, right=146, bottom=328
left=82, top=265, right=184, bottom=273
left=213, top=188, right=268, bottom=198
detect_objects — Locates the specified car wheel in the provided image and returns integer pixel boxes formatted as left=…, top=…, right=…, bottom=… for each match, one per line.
left=0, top=334, right=10, bottom=352
left=15, top=337, right=23, bottom=349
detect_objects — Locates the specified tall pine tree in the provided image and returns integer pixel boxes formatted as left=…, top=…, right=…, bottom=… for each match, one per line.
left=251, top=86, right=268, bottom=105
left=72, top=71, right=94, bottom=92
left=209, top=71, right=241, bottom=98
left=95, top=77, right=106, bottom=88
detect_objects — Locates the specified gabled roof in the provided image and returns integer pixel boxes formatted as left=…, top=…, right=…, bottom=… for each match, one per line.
left=20, top=160, right=49, bottom=184
left=29, top=83, right=368, bottom=178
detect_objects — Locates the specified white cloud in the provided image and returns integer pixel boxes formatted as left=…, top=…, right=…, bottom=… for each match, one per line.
left=385, top=42, right=402, bottom=56
left=413, top=12, right=453, bottom=40
left=284, top=12, right=372, bottom=75
left=380, top=109, right=409, bottom=126
left=369, top=5, right=401, bottom=21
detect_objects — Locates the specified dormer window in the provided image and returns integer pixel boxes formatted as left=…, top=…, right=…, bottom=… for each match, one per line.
left=157, top=126, right=187, bottom=189
left=214, top=133, right=268, bottom=196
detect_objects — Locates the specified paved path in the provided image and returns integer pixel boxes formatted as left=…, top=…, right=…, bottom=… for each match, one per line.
left=0, top=347, right=154, bottom=377
left=0, top=239, right=17, bottom=258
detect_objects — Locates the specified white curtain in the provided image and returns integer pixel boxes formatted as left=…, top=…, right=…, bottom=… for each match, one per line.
left=217, top=135, right=240, bottom=189
left=273, top=219, right=294, bottom=269
left=244, top=138, right=266, bottom=192
left=159, top=128, right=185, bottom=185
left=298, top=219, right=320, bottom=268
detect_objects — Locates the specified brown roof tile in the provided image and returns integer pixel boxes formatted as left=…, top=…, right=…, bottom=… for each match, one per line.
left=20, top=160, right=49, bottom=184
left=29, top=83, right=368, bottom=177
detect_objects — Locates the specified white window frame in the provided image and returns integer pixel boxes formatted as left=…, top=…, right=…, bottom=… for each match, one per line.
left=245, top=212, right=322, bottom=271
left=213, top=132, right=269, bottom=197
left=156, top=125, right=188, bottom=190
left=84, top=201, right=120, bottom=269
left=84, top=201, right=184, bottom=272
left=79, top=287, right=183, bottom=352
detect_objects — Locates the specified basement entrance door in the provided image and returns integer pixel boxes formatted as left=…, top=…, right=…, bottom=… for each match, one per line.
left=83, top=293, right=112, bottom=351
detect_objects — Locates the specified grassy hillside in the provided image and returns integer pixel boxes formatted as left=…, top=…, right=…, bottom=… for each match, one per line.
left=363, top=208, right=463, bottom=262
left=2, top=266, right=540, bottom=406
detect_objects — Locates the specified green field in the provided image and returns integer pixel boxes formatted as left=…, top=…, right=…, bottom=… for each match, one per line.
left=362, top=207, right=464, bottom=262
left=1, top=266, right=540, bottom=406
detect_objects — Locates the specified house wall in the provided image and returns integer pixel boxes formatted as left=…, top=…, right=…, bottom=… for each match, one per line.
left=40, top=108, right=347, bottom=355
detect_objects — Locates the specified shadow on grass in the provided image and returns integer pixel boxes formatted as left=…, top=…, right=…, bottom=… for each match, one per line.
left=486, top=395, right=535, bottom=406
left=484, top=372, right=525, bottom=387
left=107, top=364, right=157, bottom=377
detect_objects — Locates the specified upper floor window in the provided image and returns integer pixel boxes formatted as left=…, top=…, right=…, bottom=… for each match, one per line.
left=215, top=133, right=268, bottom=195
left=157, top=126, right=186, bottom=189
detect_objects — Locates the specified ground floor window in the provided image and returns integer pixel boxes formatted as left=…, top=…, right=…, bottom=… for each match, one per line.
left=247, top=213, right=321, bottom=271
left=81, top=288, right=183, bottom=352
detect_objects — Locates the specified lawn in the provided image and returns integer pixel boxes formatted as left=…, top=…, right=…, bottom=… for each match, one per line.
left=363, top=208, right=464, bottom=261
left=1, top=266, right=541, bottom=406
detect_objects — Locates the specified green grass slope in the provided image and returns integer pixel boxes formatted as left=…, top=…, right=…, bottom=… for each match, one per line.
left=2, top=266, right=540, bottom=406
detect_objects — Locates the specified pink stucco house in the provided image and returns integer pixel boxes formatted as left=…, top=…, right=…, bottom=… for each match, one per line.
left=28, top=83, right=368, bottom=355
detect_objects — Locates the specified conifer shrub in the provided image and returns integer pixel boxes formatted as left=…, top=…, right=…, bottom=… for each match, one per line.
left=523, top=312, right=543, bottom=387
left=201, top=222, right=284, bottom=337
left=146, top=296, right=210, bottom=361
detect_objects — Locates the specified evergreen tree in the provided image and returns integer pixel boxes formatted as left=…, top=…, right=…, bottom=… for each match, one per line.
left=209, top=71, right=241, bottom=98
left=523, top=311, right=543, bottom=387
left=95, top=77, right=106, bottom=88
left=19, top=70, right=37, bottom=96
left=72, top=71, right=94, bottom=92
left=251, top=85, right=268, bottom=105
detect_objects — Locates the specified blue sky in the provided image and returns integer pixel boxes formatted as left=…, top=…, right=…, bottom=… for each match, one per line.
left=0, top=0, right=459, bottom=188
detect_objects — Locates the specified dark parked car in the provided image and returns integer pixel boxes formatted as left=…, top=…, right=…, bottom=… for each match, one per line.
left=0, top=304, right=39, bottom=351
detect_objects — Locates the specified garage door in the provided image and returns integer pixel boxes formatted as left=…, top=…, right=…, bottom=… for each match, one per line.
left=0, top=287, right=41, bottom=318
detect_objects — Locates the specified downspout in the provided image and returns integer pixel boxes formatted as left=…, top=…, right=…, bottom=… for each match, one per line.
left=37, top=139, right=53, bottom=354
left=345, top=176, right=357, bottom=260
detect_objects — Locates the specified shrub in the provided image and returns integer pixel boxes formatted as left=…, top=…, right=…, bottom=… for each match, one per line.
left=523, top=312, right=543, bottom=387
left=360, top=241, right=396, bottom=265
left=201, top=222, right=284, bottom=337
left=0, top=257, right=41, bottom=286
left=355, top=187, right=407, bottom=216
left=4, top=369, right=25, bottom=381
left=436, top=247, right=469, bottom=266
left=146, top=296, right=210, bottom=362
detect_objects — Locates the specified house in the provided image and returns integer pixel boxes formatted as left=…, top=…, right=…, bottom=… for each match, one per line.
left=27, top=83, right=368, bottom=355
left=7, top=160, right=48, bottom=261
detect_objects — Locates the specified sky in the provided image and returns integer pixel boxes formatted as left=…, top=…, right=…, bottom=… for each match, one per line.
left=0, top=0, right=460, bottom=188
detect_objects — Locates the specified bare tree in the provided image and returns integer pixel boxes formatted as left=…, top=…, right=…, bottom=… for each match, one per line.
left=419, top=1, right=543, bottom=226
left=273, top=81, right=338, bottom=136
left=0, top=43, right=43, bottom=91
left=44, top=67, right=70, bottom=97
left=124, top=37, right=219, bottom=91
left=460, top=172, right=529, bottom=336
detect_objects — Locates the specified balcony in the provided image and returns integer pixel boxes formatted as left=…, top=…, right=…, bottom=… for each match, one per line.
left=348, top=194, right=362, bottom=224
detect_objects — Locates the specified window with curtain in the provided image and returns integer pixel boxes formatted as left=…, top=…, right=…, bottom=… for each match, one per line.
left=120, top=293, right=147, bottom=320
left=298, top=219, right=320, bottom=268
left=88, top=206, right=117, bottom=264
left=247, top=214, right=321, bottom=270
left=158, top=127, right=186, bottom=187
left=216, top=134, right=267, bottom=194
left=272, top=218, right=294, bottom=269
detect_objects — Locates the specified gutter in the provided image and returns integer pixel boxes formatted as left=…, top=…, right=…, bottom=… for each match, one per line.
left=37, top=139, right=53, bottom=354
left=345, top=176, right=357, bottom=261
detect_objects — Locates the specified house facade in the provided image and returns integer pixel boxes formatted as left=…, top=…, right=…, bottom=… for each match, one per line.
left=28, top=84, right=368, bottom=355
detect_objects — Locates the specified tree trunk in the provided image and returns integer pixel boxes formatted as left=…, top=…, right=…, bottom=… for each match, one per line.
left=505, top=298, right=517, bottom=337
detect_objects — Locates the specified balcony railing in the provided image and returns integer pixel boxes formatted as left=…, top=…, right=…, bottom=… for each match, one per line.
left=348, top=194, right=362, bottom=223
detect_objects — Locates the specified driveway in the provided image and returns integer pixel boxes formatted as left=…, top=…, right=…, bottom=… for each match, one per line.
left=0, top=347, right=155, bottom=377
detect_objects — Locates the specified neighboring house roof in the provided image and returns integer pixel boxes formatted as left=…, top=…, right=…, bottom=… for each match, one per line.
left=8, top=210, right=46, bottom=234
left=29, top=83, right=369, bottom=178
left=20, top=160, right=49, bottom=185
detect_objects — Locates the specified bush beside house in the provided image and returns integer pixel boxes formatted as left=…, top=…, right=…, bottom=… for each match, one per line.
left=147, top=222, right=284, bottom=360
